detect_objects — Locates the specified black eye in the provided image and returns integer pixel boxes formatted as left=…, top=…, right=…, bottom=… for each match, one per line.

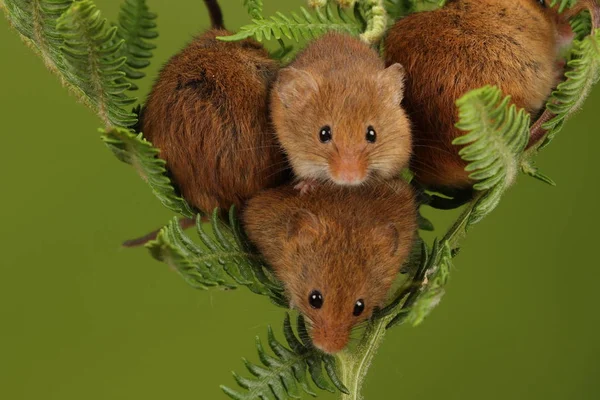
left=319, top=126, right=332, bottom=143
left=353, top=299, right=365, bottom=316
left=309, top=290, right=323, bottom=309
left=366, top=126, right=377, bottom=143
left=537, top=0, right=546, bottom=7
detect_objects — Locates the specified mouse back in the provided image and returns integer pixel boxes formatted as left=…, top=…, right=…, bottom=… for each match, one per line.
left=142, top=30, right=288, bottom=213
left=384, top=0, right=566, bottom=189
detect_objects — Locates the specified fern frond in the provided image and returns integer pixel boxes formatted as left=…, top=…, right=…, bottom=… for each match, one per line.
left=116, top=0, right=158, bottom=90
left=570, top=9, right=592, bottom=40
left=358, top=0, right=387, bottom=44
left=101, top=127, right=195, bottom=217
left=380, top=239, right=431, bottom=327
left=222, top=314, right=348, bottom=399
left=453, top=86, right=530, bottom=191
left=2, top=0, right=73, bottom=75
left=56, top=1, right=137, bottom=127
left=541, top=30, right=600, bottom=147
left=244, top=0, right=263, bottom=19
left=146, top=208, right=287, bottom=305
left=549, top=0, right=578, bottom=13
left=406, top=240, right=453, bottom=326
left=218, top=4, right=361, bottom=43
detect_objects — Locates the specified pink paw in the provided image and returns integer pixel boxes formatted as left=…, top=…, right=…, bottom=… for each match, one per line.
left=294, top=180, right=317, bottom=195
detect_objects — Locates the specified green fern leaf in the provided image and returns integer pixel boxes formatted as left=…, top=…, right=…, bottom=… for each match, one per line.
left=454, top=86, right=530, bottom=191
left=222, top=314, right=348, bottom=399
left=2, top=0, right=137, bottom=128
left=570, top=8, right=592, bottom=40
left=407, top=240, right=453, bottom=326
left=541, top=30, right=600, bottom=147
left=244, top=0, right=263, bottom=20
left=381, top=239, right=431, bottom=327
left=101, top=127, right=195, bottom=217
left=146, top=208, right=287, bottom=305
left=115, top=0, right=158, bottom=90
left=56, top=1, right=137, bottom=127
left=218, top=4, right=361, bottom=43
left=385, top=208, right=467, bottom=328
left=549, top=0, right=577, bottom=13
left=2, top=0, right=73, bottom=75
left=521, top=161, right=557, bottom=186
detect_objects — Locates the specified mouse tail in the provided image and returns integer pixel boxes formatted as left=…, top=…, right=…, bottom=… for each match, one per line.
left=203, top=0, right=225, bottom=30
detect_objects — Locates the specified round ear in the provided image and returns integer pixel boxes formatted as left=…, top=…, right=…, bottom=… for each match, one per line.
left=286, top=209, right=321, bottom=245
left=377, top=63, right=406, bottom=105
left=374, top=223, right=400, bottom=256
left=275, top=67, right=320, bottom=108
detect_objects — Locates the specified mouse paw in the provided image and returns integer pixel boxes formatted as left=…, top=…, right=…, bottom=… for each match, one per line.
left=294, top=180, right=318, bottom=195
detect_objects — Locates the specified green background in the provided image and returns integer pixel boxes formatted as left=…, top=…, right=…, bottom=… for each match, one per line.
left=1, top=1, right=598, bottom=399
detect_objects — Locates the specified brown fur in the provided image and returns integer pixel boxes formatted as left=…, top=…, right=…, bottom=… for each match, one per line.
left=142, top=30, right=288, bottom=213
left=271, top=32, right=412, bottom=186
left=384, top=0, right=575, bottom=189
left=243, top=180, right=417, bottom=353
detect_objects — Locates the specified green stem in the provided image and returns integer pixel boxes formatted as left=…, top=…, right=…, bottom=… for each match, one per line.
left=337, top=315, right=392, bottom=400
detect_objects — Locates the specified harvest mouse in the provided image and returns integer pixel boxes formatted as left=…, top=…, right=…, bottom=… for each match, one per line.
left=271, top=32, right=411, bottom=193
left=243, top=180, right=417, bottom=353
left=384, top=0, right=585, bottom=193
left=140, top=0, right=287, bottom=215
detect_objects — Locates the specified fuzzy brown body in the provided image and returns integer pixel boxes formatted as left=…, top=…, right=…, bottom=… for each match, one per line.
left=384, top=0, right=572, bottom=189
left=243, top=180, right=417, bottom=353
left=142, top=29, right=287, bottom=213
left=271, top=33, right=412, bottom=187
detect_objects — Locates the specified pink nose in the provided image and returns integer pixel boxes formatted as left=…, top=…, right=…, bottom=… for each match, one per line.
left=333, top=158, right=367, bottom=185
left=338, top=169, right=363, bottom=184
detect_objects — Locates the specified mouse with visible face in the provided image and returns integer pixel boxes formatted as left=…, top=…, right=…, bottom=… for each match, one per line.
left=384, top=0, right=583, bottom=192
left=271, top=32, right=411, bottom=192
left=243, top=180, right=417, bottom=353
left=140, top=0, right=288, bottom=214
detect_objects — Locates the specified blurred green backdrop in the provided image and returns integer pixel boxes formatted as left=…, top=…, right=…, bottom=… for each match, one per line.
left=0, top=1, right=598, bottom=399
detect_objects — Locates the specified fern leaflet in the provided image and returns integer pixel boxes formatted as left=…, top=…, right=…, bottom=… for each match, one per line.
left=101, top=127, right=195, bottom=217
left=541, top=30, right=600, bottom=147
left=116, top=0, right=158, bottom=90
left=222, top=314, right=348, bottom=399
left=56, top=1, right=137, bottom=127
left=244, top=0, right=263, bottom=19
left=2, top=0, right=73, bottom=75
left=218, top=4, right=361, bottom=43
left=146, top=208, right=287, bottom=305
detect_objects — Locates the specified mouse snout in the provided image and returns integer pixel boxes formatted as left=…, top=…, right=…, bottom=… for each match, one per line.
left=311, top=325, right=350, bottom=354
left=329, top=154, right=368, bottom=185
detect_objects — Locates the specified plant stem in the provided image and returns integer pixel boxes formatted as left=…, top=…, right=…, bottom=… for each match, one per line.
left=336, top=314, right=396, bottom=400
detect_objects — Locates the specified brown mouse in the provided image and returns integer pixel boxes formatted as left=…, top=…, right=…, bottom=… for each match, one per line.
left=384, top=0, right=581, bottom=192
left=243, top=180, right=417, bottom=353
left=271, top=32, right=411, bottom=192
left=140, top=0, right=288, bottom=214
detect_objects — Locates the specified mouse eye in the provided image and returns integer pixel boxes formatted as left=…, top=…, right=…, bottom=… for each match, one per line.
left=537, top=0, right=546, bottom=7
left=319, top=126, right=332, bottom=143
left=309, top=290, right=324, bottom=309
left=353, top=299, right=365, bottom=316
left=366, top=126, right=377, bottom=143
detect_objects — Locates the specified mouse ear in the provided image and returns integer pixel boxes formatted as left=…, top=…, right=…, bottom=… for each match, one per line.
left=374, top=223, right=400, bottom=256
left=286, top=209, right=320, bottom=245
left=275, top=68, right=320, bottom=108
left=378, top=63, right=406, bottom=105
